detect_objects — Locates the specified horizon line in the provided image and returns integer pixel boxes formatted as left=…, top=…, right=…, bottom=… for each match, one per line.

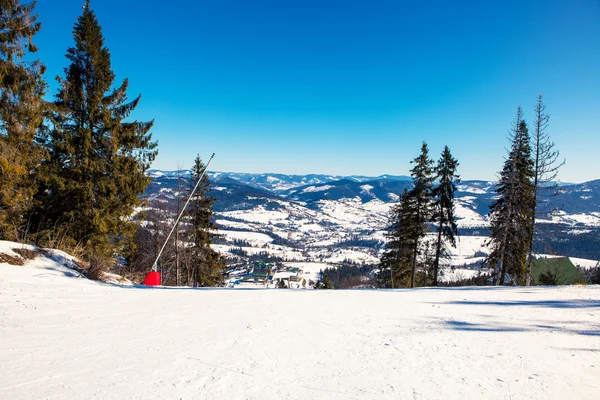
left=147, top=169, right=593, bottom=185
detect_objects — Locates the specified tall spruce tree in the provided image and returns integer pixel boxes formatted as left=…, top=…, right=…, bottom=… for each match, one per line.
left=431, top=146, right=459, bottom=286
left=525, top=94, right=564, bottom=285
left=487, top=108, right=534, bottom=285
left=407, top=142, right=435, bottom=287
left=0, top=0, right=46, bottom=240
left=186, top=155, right=225, bottom=287
left=33, top=1, right=157, bottom=266
left=380, top=188, right=417, bottom=288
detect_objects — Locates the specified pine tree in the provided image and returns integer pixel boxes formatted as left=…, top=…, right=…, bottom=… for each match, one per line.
left=0, top=0, right=46, bottom=240
left=487, top=108, right=534, bottom=285
left=186, top=155, right=225, bottom=287
left=32, top=1, right=157, bottom=267
left=380, top=189, right=416, bottom=288
left=431, top=146, right=459, bottom=286
left=407, top=142, right=434, bottom=287
left=525, top=94, right=564, bottom=285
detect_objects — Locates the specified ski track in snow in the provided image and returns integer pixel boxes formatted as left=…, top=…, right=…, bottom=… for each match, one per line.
left=1, top=258, right=599, bottom=399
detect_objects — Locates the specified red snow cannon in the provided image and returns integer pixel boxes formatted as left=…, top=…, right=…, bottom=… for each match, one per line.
left=144, top=271, right=161, bottom=286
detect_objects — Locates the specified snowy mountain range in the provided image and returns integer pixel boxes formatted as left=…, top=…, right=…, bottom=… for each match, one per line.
left=144, top=170, right=600, bottom=274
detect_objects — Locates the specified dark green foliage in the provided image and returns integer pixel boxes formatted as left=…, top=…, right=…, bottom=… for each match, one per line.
left=322, top=264, right=375, bottom=288
left=431, top=146, right=459, bottom=286
left=380, top=142, right=435, bottom=288
left=589, top=266, right=600, bottom=285
left=538, top=268, right=564, bottom=286
left=337, top=238, right=383, bottom=249
left=245, top=251, right=284, bottom=264
left=486, top=108, right=535, bottom=285
left=0, top=0, right=47, bottom=240
left=315, top=275, right=333, bottom=289
left=531, top=257, right=586, bottom=285
left=380, top=189, right=417, bottom=288
left=30, top=2, right=157, bottom=265
left=438, top=271, right=492, bottom=287
left=185, top=155, right=226, bottom=287
left=407, top=142, right=435, bottom=287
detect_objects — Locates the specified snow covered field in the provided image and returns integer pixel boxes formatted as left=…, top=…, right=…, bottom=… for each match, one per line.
left=1, top=254, right=599, bottom=399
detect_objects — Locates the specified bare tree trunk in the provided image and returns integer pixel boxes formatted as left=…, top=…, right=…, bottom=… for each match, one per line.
left=526, top=94, right=563, bottom=285
left=175, top=229, right=179, bottom=286
left=526, top=104, right=541, bottom=286
left=525, top=199, right=537, bottom=286
left=175, top=168, right=182, bottom=286
left=411, top=241, right=418, bottom=288
left=433, top=207, right=443, bottom=286
left=498, top=243, right=506, bottom=286
left=497, top=206, right=511, bottom=286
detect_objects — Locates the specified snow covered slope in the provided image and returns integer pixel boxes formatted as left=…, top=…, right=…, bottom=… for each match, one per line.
left=0, top=241, right=132, bottom=285
left=1, top=260, right=599, bottom=399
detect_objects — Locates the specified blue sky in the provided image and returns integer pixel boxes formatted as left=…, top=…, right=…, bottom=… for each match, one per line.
left=33, top=0, right=599, bottom=181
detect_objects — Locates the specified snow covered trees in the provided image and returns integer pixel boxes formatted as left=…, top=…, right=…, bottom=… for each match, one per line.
left=380, top=143, right=459, bottom=288
left=31, top=1, right=157, bottom=268
left=486, top=108, right=535, bottom=285
left=0, top=0, right=46, bottom=240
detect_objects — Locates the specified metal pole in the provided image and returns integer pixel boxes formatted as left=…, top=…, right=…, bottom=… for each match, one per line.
left=151, top=153, right=216, bottom=272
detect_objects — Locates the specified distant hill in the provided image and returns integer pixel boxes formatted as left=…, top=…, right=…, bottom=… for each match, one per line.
left=142, top=170, right=600, bottom=270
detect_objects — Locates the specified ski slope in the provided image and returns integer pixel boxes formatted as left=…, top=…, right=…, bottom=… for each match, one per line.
left=1, top=248, right=599, bottom=399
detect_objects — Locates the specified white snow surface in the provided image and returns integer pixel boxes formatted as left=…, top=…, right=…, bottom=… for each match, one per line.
left=301, top=185, right=334, bottom=193
left=569, top=257, right=599, bottom=269
left=456, top=184, right=490, bottom=194
left=1, top=253, right=600, bottom=399
left=454, top=200, right=488, bottom=227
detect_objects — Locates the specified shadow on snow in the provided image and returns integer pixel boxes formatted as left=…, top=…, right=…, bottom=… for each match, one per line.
left=445, top=299, right=600, bottom=309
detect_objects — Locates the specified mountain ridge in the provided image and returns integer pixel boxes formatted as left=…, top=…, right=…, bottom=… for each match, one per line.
left=143, top=170, right=600, bottom=266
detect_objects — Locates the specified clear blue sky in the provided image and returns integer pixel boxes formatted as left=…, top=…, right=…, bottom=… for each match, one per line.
left=34, top=0, right=599, bottom=181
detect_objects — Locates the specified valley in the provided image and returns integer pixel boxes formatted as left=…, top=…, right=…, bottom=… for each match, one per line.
left=142, top=171, right=600, bottom=283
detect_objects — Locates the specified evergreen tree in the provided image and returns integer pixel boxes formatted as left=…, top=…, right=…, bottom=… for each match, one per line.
left=316, top=275, right=333, bottom=289
left=431, top=146, right=459, bottom=286
left=186, top=155, right=225, bottom=287
left=0, top=0, right=46, bottom=240
left=525, top=94, right=564, bottom=285
left=407, top=142, right=435, bottom=287
left=380, top=189, right=416, bottom=288
left=486, top=108, right=534, bottom=285
left=32, top=1, right=157, bottom=266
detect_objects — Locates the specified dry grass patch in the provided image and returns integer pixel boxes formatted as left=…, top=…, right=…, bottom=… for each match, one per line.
left=12, top=248, right=39, bottom=260
left=0, top=253, right=24, bottom=266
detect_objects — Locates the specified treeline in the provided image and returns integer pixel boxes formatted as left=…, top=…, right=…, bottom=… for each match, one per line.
left=532, top=225, right=600, bottom=261
left=0, top=1, right=224, bottom=285
left=337, top=238, right=383, bottom=249
left=320, top=264, right=377, bottom=289
left=379, top=95, right=564, bottom=287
